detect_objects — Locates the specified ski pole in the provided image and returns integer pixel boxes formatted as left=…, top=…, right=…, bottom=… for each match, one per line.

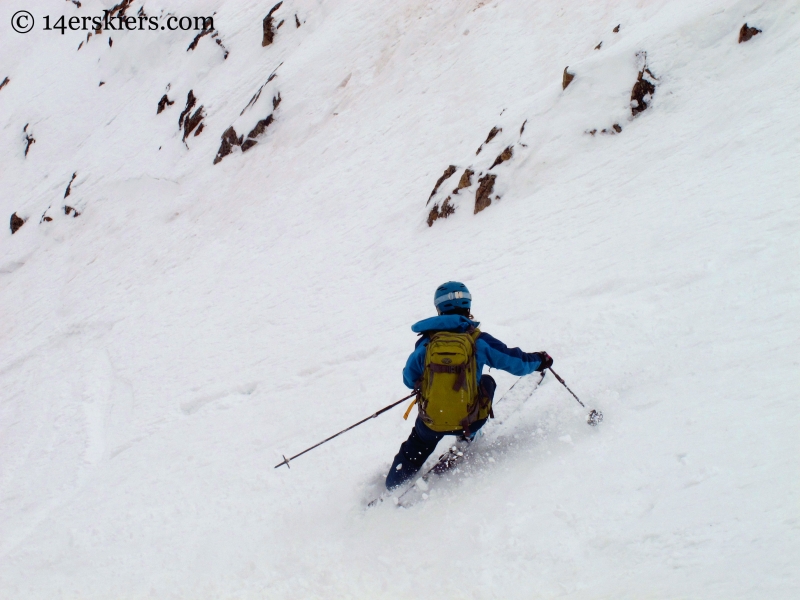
left=274, top=391, right=418, bottom=469
left=547, top=368, right=603, bottom=426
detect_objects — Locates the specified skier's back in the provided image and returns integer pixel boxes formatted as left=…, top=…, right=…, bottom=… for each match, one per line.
left=386, top=281, right=552, bottom=490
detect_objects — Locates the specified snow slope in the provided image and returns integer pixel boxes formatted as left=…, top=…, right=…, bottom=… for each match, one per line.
left=1, top=0, right=798, bottom=597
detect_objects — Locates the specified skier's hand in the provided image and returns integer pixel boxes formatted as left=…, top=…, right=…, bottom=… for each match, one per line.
left=536, top=351, right=553, bottom=371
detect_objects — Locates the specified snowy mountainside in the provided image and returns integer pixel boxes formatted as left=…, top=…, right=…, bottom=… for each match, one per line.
left=1, top=0, right=799, bottom=598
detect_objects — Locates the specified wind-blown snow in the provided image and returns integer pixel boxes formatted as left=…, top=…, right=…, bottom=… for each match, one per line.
left=1, top=0, right=798, bottom=598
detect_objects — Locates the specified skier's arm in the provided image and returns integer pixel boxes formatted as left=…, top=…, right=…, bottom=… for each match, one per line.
left=402, top=342, right=427, bottom=389
left=477, top=333, right=546, bottom=376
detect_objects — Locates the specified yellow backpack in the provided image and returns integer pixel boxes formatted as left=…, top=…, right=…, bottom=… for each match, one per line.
left=413, top=328, right=488, bottom=433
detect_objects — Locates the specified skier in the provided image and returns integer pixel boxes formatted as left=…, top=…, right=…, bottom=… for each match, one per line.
left=386, top=281, right=553, bottom=490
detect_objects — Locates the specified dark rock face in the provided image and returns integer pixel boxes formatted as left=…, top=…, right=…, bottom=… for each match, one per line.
left=427, top=165, right=457, bottom=204
left=178, top=91, right=205, bottom=142
left=0, top=77, right=9, bottom=91
left=178, top=91, right=197, bottom=129
left=562, top=67, right=575, bottom=90
left=10, top=213, right=25, bottom=234
left=183, top=107, right=205, bottom=140
left=631, top=68, right=656, bottom=116
left=241, top=115, right=274, bottom=152
left=474, top=174, right=497, bottom=214
left=427, top=197, right=456, bottom=227
left=23, top=124, right=35, bottom=157
left=64, top=172, right=77, bottom=198
left=476, top=127, right=501, bottom=155
left=490, top=146, right=513, bottom=170
left=453, top=169, right=474, bottom=194
left=214, top=127, right=244, bottom=164
left=739, top=23, right=761, bottom=43
left=262, top=2, right=283, bottom=47
left=157, top=94, right=174, bottom=114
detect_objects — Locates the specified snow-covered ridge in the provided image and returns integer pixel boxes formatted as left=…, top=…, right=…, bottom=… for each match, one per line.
left=1, top=0, right=798, bottom=597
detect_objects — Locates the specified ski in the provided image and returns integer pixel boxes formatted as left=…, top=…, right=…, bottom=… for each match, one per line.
left=367, top=370, right=546, bottom=508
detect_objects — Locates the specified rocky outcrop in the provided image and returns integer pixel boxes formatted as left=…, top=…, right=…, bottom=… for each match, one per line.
left=562, top=67, right=575, bottom=90
left=490, top=146, right=513, bottom=170
left=739, top=24, right=761, bottom=43
left=214, top=127, right=243, bottom=164
left=453, top=169, right=473, bottom=194
left=178, top=91, right=205, bottom=142
left=157, top=94, right=174, bottom=114
left=10, top=213, right=25, bottom=234
left=23, top=124, right=35, bottom=157
left=476, top=127, right=501, bottom=155
left=474, top=174, right=496, bottom=214
left=427, top=165, right=456, bottom=204
left=64, top=172, right=77, bottom=198
left=262, top=2, right=283, bottom=47
left=427, top=198, right=455, bottom=227
left=631, top=68, right=656, bottom=116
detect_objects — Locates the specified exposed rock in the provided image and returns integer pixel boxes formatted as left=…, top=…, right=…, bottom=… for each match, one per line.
left=739, top=24, right=761, bottom=43
left=240, top=66, right=282, bottom=116
left=595, top=42, right=602, bottom=50
left=10, top=213, right=25, bottom=234
left=476, top=127, right=501, bottom=155
left=215, top=37, right=230, bottom=59
left=427, top=197, right=456, bottom=227
left=242, top=115, right=274, bottom=152
left=520, top=120, right=527, bottom=135
left=562, top=67, right=575, bottom=90
left=64, top=206, right=81, bottom=217
left=0, top=77, right=9, bottom=91
left=187, top=28, right=213, bottom=52
left=182, top=107, right=206, bottom=141
left=600, top=124, right=623, bottom=134
left=213, top=127, right=244, bottom=164
left=99, top=81, right=105, bottom=86
left=427, top=165, right=457, bottom=204
left=194, top=123, right=204, bottom=137
left=157, top=94, right=174, bottom=114
left=273, top=92, right=282, bottom=110
left=42, top=216, right=53, bottom=222
left=474, top=174, right=496, bottom=214
left=178, top=90, right=197, bottom=129
left=613, top=24, right=620, bottom=33
left=109, top=38, right=113, bottom=47
left=295, top=14, right=301, bottom=28
left=108, top=0, right=134, bottom=18
left=64, top=172, right=77, bottom=198
left=262, top=2, right=283, bottom=47
left=23, top=124, right=35, bottom=157
left=631, top=67, right=657, bottom=116
left=490, top=146, right=513, bottom=170
left=452, top=169, right=474, bottom=194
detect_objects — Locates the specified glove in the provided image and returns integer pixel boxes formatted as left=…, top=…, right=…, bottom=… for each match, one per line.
left=536, top=351, right=553, bottom=371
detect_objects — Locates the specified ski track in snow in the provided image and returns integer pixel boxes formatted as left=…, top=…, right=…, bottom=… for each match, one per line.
left=1, top=0, right=799, bottom=598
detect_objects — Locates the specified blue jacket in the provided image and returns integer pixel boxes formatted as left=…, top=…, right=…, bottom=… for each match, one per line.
left=402, top=315, right=545, bottom=389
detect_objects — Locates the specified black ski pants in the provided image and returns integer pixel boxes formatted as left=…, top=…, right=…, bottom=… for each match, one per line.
left=385, top=375, right=496, bottom=490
